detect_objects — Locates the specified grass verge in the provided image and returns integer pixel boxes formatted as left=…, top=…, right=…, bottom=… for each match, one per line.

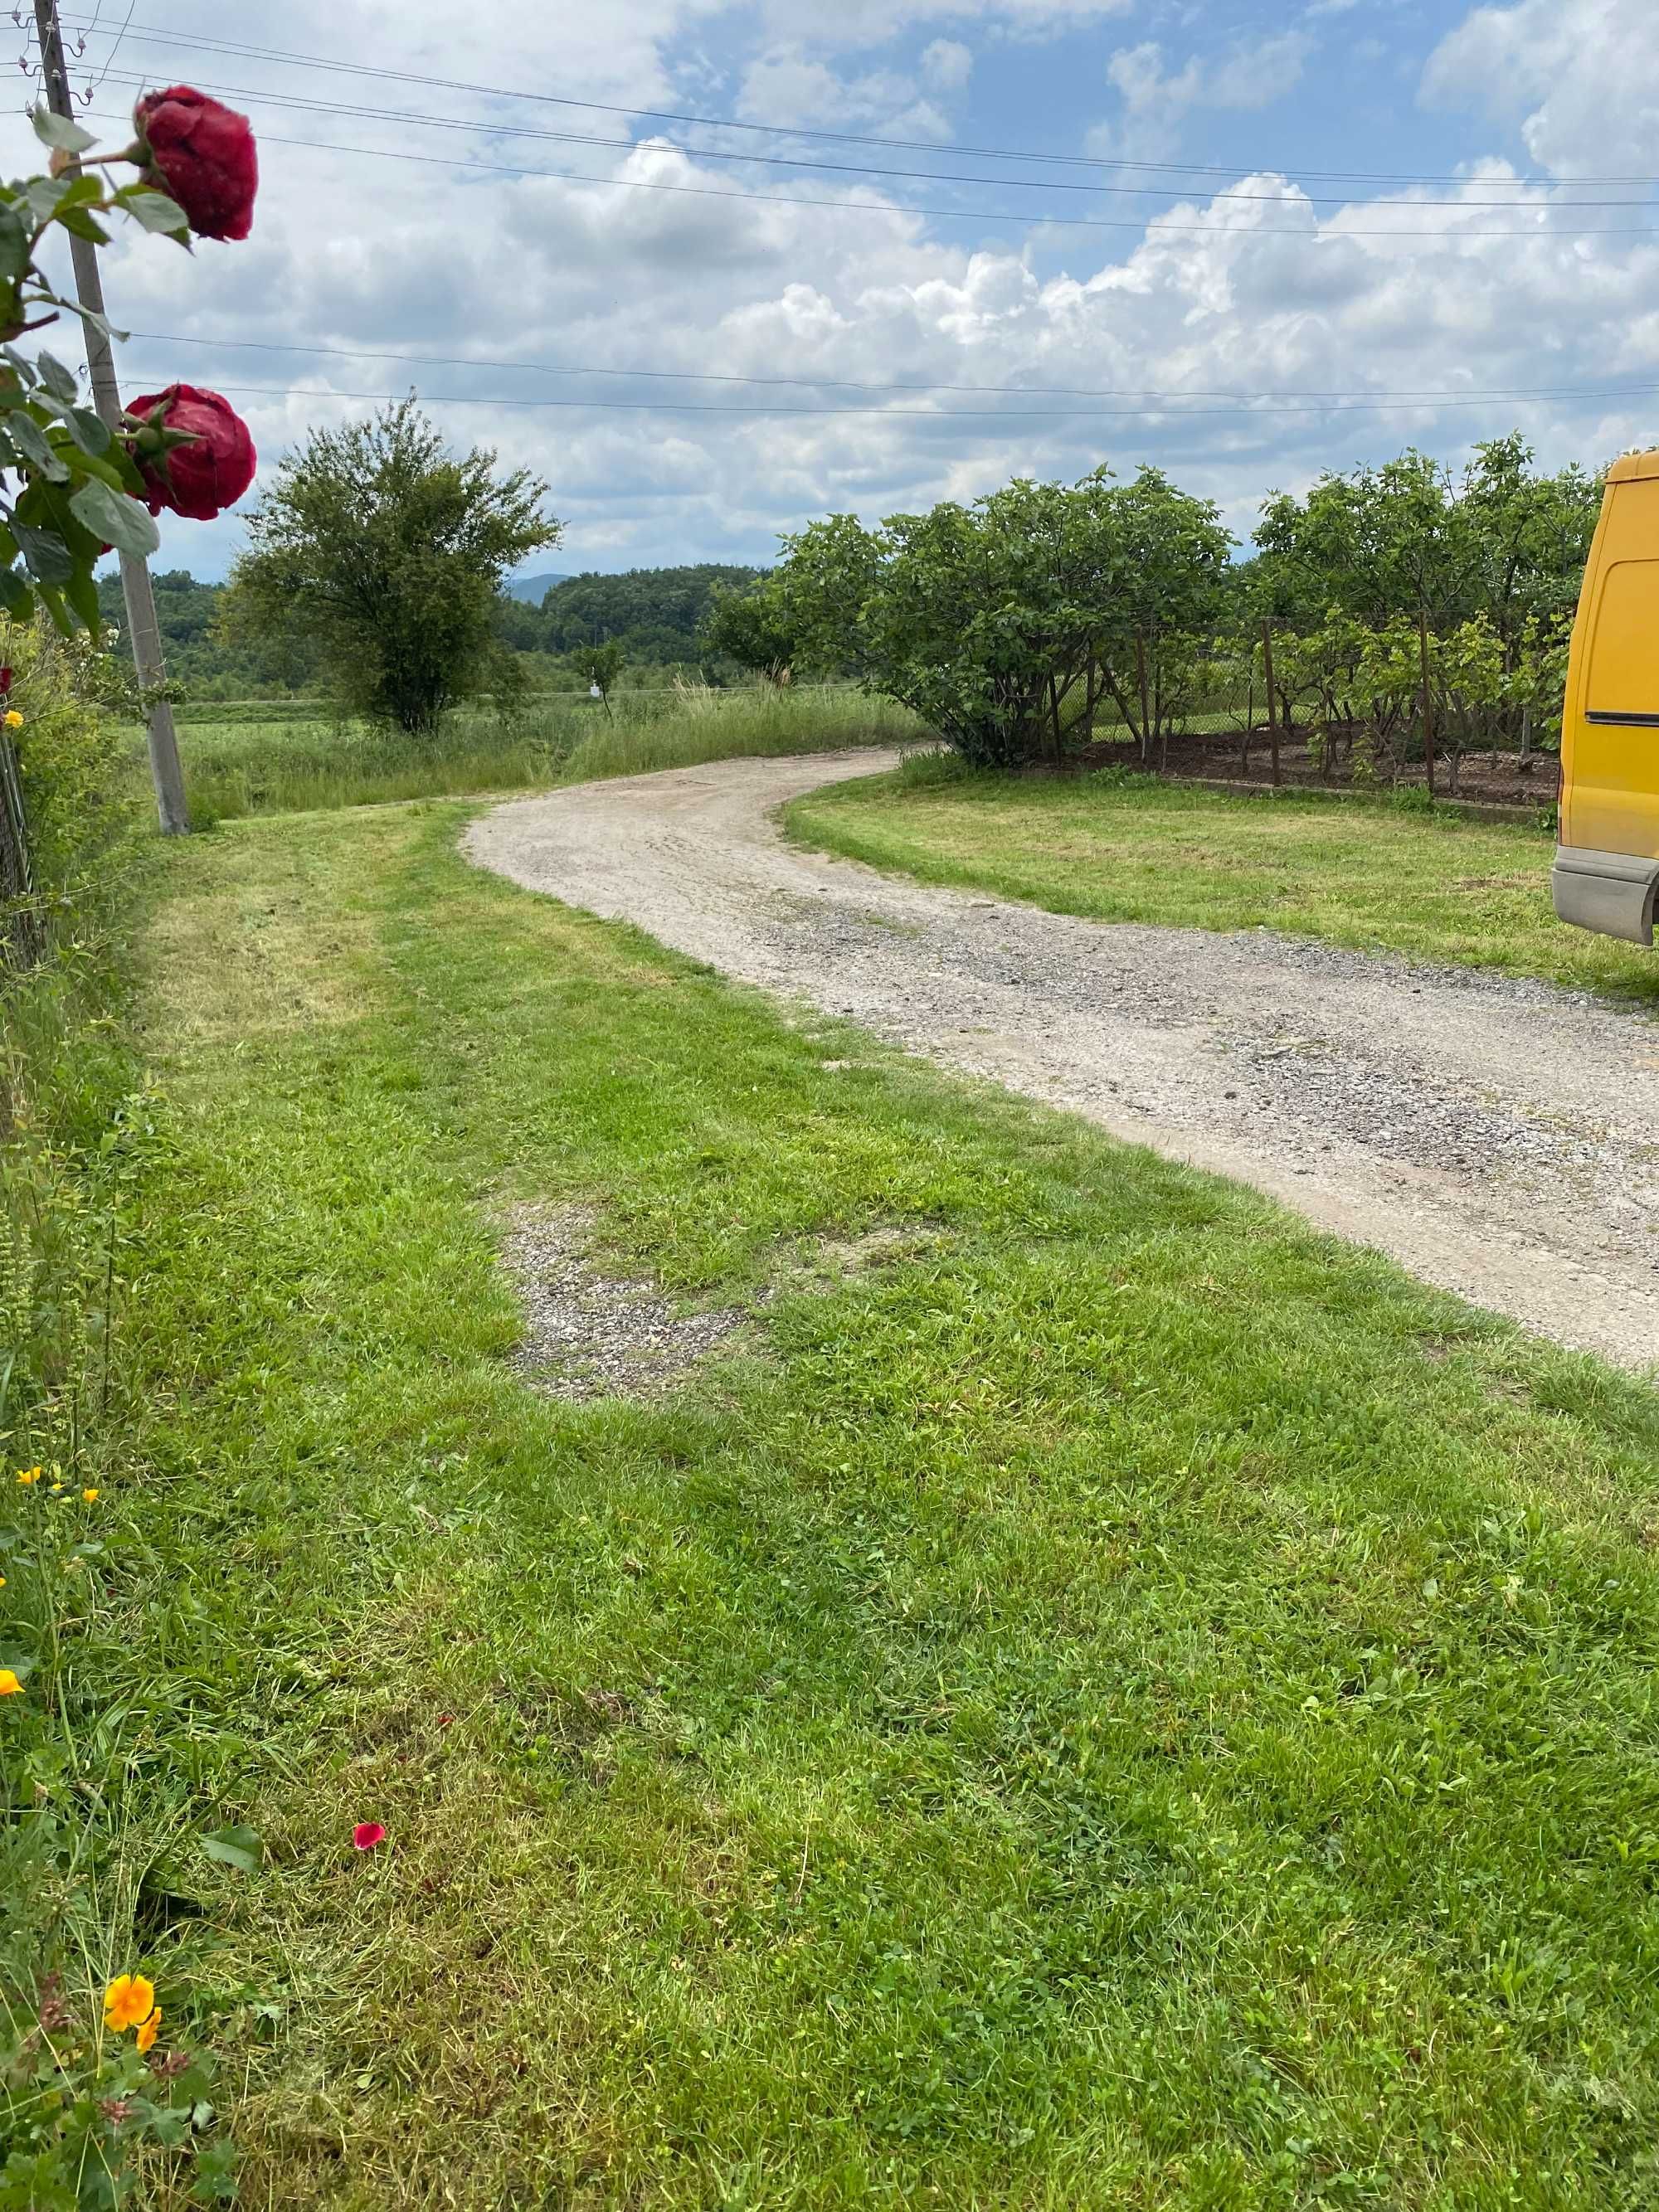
left=783, top=753, right=1659, bottom=1004
left=124, top=686, right=917, bottom=822
left=86, top=792, right=1659, bottom=2205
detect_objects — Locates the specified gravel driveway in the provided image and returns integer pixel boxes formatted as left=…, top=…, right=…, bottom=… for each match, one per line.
left=467, top=749, right=1659, bottom=1373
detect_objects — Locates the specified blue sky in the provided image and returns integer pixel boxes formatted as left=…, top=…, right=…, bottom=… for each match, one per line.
left=9, top=0, right=1657, bottom=580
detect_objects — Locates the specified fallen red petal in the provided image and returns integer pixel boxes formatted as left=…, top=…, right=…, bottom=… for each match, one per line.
left=352, top=1821, right=387, bottom=1851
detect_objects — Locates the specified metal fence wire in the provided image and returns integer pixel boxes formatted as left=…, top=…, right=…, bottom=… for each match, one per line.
left=1065, top=620, right=1564, bottom=809
left=0, top=731, right=41, bottom=968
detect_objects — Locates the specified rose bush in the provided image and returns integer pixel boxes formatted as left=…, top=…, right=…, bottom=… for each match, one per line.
left=0, top=90, right=260, bottom=630
left=132, top=85, right=257, bottom=242
left=126, top=384, right=256, bottom=523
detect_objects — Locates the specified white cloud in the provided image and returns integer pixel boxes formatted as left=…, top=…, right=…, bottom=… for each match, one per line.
left=1423, top=0, right=1659, bottom=177
left=748, top=0, right=1129, bottom=41
left=921, top=39, right=975, bottom=92
left=11, top=0, right=1657, bottom=583
left=1089, top=32, right=1315, bottom=163
left=735, top=53, right=952, bottom=139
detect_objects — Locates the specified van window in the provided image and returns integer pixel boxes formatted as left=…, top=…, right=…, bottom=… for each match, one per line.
left=1587, top=559, right=1659, bottom=725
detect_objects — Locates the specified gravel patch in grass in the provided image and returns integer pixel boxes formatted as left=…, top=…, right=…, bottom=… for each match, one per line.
left=500, top=1203, right=747, bottom=1399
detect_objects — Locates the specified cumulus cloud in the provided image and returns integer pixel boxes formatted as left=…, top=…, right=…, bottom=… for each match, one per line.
left=13, top=0, right=1657, bottom=580
left=1088, top=32, right=1315, bottom=163
left=921, top=39, right=975, bottom=92
left=736, top=54, right=953, bottom=139
left=1423, top=0, right=1659, bottom=177
left=747, top=0, right=1130, bottom=42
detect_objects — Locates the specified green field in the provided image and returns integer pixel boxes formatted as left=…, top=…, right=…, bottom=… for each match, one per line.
left=16, top=790, right=1647, bottom=2203
left=122, top=686, right=919, bottom=821
left=786, top=752, right=1655, bottom=1004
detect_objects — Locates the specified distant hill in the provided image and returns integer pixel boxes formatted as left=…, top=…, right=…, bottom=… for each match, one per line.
left=96, top=567, right=320, bottom=698
left=504, top=571, right=572, bottom=605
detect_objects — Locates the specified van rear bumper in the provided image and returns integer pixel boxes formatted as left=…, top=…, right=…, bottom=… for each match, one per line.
left=1551, top=844, right=1659, bottom=946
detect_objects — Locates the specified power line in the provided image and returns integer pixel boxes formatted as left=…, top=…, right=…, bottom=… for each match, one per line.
left=57, top=11, right=1659, bottom=192
left=111, top=369, right=1659, bottom=424
left=71, top=63, right=1659, bottom=211
left=78, top=103, right=1659, bottom=245
left=86, top=0, right=135, bottom=90
left=115, top=327, right=1659, bottom=412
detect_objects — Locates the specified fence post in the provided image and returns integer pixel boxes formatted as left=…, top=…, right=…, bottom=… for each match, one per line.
left=1417, top=608, right=1436, bottom=796
left=1132, top=631, right=1151, bottom=766
left=1261, top=620, right=1281, bottom=788
left=0, top=731, right=38, bottom=968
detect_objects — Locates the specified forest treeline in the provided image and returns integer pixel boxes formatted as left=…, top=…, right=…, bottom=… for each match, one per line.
left=96, top=437, right=1614, bottom=712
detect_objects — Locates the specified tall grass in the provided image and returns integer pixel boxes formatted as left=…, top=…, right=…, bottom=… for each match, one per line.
left=125, top=683, right=923, bottom=822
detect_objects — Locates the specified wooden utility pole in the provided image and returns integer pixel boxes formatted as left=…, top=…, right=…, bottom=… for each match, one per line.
left=33, top=0, right=188, bottom=834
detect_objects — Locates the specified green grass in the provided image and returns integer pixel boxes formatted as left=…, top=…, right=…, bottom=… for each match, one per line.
left=782, top=753, right=1659, bottom=1003
left=121, top=685, right=918, bottom=821
left=88, top=793, right=1659, bottom=2205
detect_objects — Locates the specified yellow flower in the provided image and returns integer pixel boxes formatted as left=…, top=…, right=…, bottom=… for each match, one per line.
left=0, top=1670, right=22, bottom=1696
left=0, top=1575, right=7, bottom=1586
left=4, top=710, right=22, bottom=730
left=16, top=1466, right=40, bottom=1485
left=103, top=1975, right=155, bottom=2034
left=81, top=1489, right=99, bottom=1504
left=134, top=2007, right=160, bottom=2054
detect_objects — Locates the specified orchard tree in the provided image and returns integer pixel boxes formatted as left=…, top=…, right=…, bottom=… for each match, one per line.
left=1087, top=466, right=1234, bottom=754
left=1457, top=433, right=1601, bottom=650
left=1248, top=436, right=1603, bottom=639
left=778, top=468, right=1231, bottom=769
left=1250, top=451, right=1468, bottom=625
left=221, top=400, right=558, bottom=735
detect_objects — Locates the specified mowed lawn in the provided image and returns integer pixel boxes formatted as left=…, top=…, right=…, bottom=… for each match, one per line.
left=123, top=798, right=1659, bottom=2207
left=785, top=756, right=1659, bottom=1007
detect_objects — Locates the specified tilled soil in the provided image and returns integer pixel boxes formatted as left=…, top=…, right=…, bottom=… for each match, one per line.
left=466, top=751, right=1659, bottom=1373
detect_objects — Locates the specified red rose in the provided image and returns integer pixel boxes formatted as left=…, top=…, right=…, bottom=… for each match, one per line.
left=134, top=86, right=257, bottom=242
left=125, top=385, right=255, bottom=523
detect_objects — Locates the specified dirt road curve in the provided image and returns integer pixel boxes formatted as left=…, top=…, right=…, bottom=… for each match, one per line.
left=467, top=750, right=1659, bottom=1373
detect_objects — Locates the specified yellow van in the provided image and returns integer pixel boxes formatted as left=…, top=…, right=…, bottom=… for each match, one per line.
left=1553, top=450, right=1659, bottom=943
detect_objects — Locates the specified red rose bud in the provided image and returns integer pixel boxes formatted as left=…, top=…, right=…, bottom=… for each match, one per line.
left=126, top=385, right=255, bottom=523
left=0, top=668, right=12, bottom=697
left=134, top=86, right=257, bottom=242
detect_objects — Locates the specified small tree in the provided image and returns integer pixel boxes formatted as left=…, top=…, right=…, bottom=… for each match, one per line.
left=1506, top=615, right=1570, bottom=769
left=1430, top=615, right=1506, bottom=796
left=702, top=577, right=798, bottom=685
left=580, top=638, right=623, bottom=712
left=221, top=400, right=559, bottom=735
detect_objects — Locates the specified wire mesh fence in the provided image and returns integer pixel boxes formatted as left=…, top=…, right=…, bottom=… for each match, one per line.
left=0, top=731, right=41, bottom=969
left=1057, top=618, right=1564, bottom=809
